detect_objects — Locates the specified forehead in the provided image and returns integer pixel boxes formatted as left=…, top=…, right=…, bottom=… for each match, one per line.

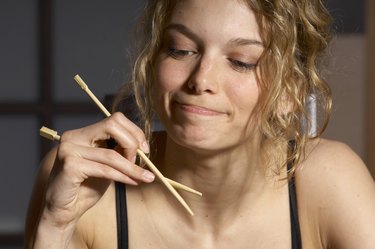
left=168, top=0, right=262, bottom=42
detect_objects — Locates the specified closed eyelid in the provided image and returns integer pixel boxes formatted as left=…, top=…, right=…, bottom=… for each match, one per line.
left=164, top=23, right=264, bottom=54
left=228, top=58, right=257, bottom=72
left=227, top=51, right=261, bottom=65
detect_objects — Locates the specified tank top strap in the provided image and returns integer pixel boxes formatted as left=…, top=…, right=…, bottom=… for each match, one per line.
left=288, top=140, right=302, bottom=249
left=115, top=181, right=129, bottom=249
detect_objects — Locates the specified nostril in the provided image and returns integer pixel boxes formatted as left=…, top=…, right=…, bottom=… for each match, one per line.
left=185, top=58, right=218, bottom=94
left=187, top=80, right=205, bottom=94
left=187, top=80, right=197, bottom=92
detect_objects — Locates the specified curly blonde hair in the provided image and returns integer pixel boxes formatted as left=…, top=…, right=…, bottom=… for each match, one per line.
left=112, top=0, right=332, bottom=178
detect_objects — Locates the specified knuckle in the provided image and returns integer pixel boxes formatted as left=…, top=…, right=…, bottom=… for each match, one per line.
left=104, top=112, right=145, bottom=148
left=60, top=130, right=75, bottom=143
left=111, top=111, right=125, bottom=120
left=57, top=142, right=71, bottom=158
left=108, top=112, right=127, bottom=128
left=56, top=143, right=81, bottom=170
left=106, top=149, right=121, bottom=163
left=59, top=155, right=79, bottom=174
left=62, top=155, right=76, bottom=166
left=133, top=126, right=146, bottom=141
left=128, top=163, right=143, bottom=176
left=103, top=115, right=121, bottom=131
left=127, top=137, right=139, bottom=149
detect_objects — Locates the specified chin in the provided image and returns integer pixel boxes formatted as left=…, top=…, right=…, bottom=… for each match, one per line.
left=166, top=125, right=214, bottom=149
left=166, top=124, right=245, bottom=154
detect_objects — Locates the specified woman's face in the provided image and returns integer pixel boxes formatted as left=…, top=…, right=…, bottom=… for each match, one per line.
left=154, top=0, right=264, bottom=152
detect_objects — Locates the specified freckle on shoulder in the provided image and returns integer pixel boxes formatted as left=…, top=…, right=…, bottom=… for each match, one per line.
left=294, top=138, right=369, bottom=207
left=302, top=138, right=357, bottom=167
left=296, top=137, right=368, bottom=183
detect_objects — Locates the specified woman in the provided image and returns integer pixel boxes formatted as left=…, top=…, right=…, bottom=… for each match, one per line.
left=26, top=0, right=375, bottom=248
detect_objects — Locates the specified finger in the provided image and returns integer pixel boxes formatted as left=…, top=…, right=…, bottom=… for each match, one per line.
left=47, top=155, right=140, bottom=218
left=58, top=142, right=155, bottom=183
left=75, top=157, right=142, bottom=186
left=60, top=112, right=149, bottom=159
left=56, top=152, right=140, bottom=186
left=103, top=112, right=150, bottom=153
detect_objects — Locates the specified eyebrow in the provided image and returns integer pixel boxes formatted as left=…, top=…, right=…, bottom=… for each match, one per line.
left=228, top=38, right=264, bottom=48
left=164, top=23, right=202, bottom=43
left=164, top=23, right=264, bottom=48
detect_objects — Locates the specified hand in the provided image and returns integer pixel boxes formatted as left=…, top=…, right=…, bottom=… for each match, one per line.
left=42, top=112, right=155, bottom=228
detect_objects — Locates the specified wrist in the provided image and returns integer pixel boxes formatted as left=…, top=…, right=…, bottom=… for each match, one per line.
left=32, top=208, right=77, bottom=249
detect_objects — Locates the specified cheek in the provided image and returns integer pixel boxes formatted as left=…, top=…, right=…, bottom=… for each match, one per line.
left=153, top=61, right=173, bottom=112
left=226, top=76, right=260, bottom=114
left=226, top=81, right=260, bottom=138
left=155, top=59, right=189, bottom=94
left=153, top=59, right=190, bottom=117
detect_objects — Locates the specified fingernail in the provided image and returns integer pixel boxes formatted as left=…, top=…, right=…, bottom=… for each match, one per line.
left=141, top=141, right=150, bottom=154
left=142, top=170, right=155, bottom=182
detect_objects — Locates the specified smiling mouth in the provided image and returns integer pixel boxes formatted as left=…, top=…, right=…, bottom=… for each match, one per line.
left=176, top=102, right=227, bottom=116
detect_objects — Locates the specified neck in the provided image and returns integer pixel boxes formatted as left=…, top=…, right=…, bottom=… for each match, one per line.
left=156, top=134, right=277, bottom=225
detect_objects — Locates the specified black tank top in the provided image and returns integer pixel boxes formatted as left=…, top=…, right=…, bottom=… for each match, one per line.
left=115, top=174, right=302, bottom=249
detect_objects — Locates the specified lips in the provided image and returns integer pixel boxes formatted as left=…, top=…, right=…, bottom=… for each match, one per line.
left=174, top=101, right=228, bottom=116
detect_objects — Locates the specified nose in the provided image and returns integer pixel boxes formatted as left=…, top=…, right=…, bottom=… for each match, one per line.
left=187, top=56, right=219, bottom=94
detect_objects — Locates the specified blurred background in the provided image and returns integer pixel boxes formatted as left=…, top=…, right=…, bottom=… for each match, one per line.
left=0, top=0, right=374, bottom=248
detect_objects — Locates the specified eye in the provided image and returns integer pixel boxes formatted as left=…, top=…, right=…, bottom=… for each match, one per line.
left=167, top=47, right=196, bottom=59
left=228, top=58, right=257, bottom=73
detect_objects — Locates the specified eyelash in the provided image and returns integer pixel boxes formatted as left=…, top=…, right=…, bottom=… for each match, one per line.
left=228, top=58, right=257, bottom=73
left=167, top=47, right=257, bottom=73
left=167, top=47, right=196, bottom=59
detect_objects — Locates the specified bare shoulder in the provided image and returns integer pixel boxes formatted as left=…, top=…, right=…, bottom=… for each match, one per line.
left=298, top=138, right=373, bottom=180
left=295, top=138, right=375, bottom=249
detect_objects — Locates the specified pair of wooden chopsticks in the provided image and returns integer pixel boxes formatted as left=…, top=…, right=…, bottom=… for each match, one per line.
left=39, top=74, right=201, bottom=216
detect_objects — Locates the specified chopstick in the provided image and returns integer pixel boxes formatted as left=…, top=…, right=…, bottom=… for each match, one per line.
left=73, top=74, right=198, bottom=215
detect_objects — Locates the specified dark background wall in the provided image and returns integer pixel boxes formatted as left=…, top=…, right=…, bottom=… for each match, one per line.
left=327, top=0, right=364, bottom=33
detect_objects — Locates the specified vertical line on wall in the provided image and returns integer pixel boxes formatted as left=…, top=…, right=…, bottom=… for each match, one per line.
left=38, top=0, right=54, bottom=159
left=365, top=0, right=375, bottom=177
